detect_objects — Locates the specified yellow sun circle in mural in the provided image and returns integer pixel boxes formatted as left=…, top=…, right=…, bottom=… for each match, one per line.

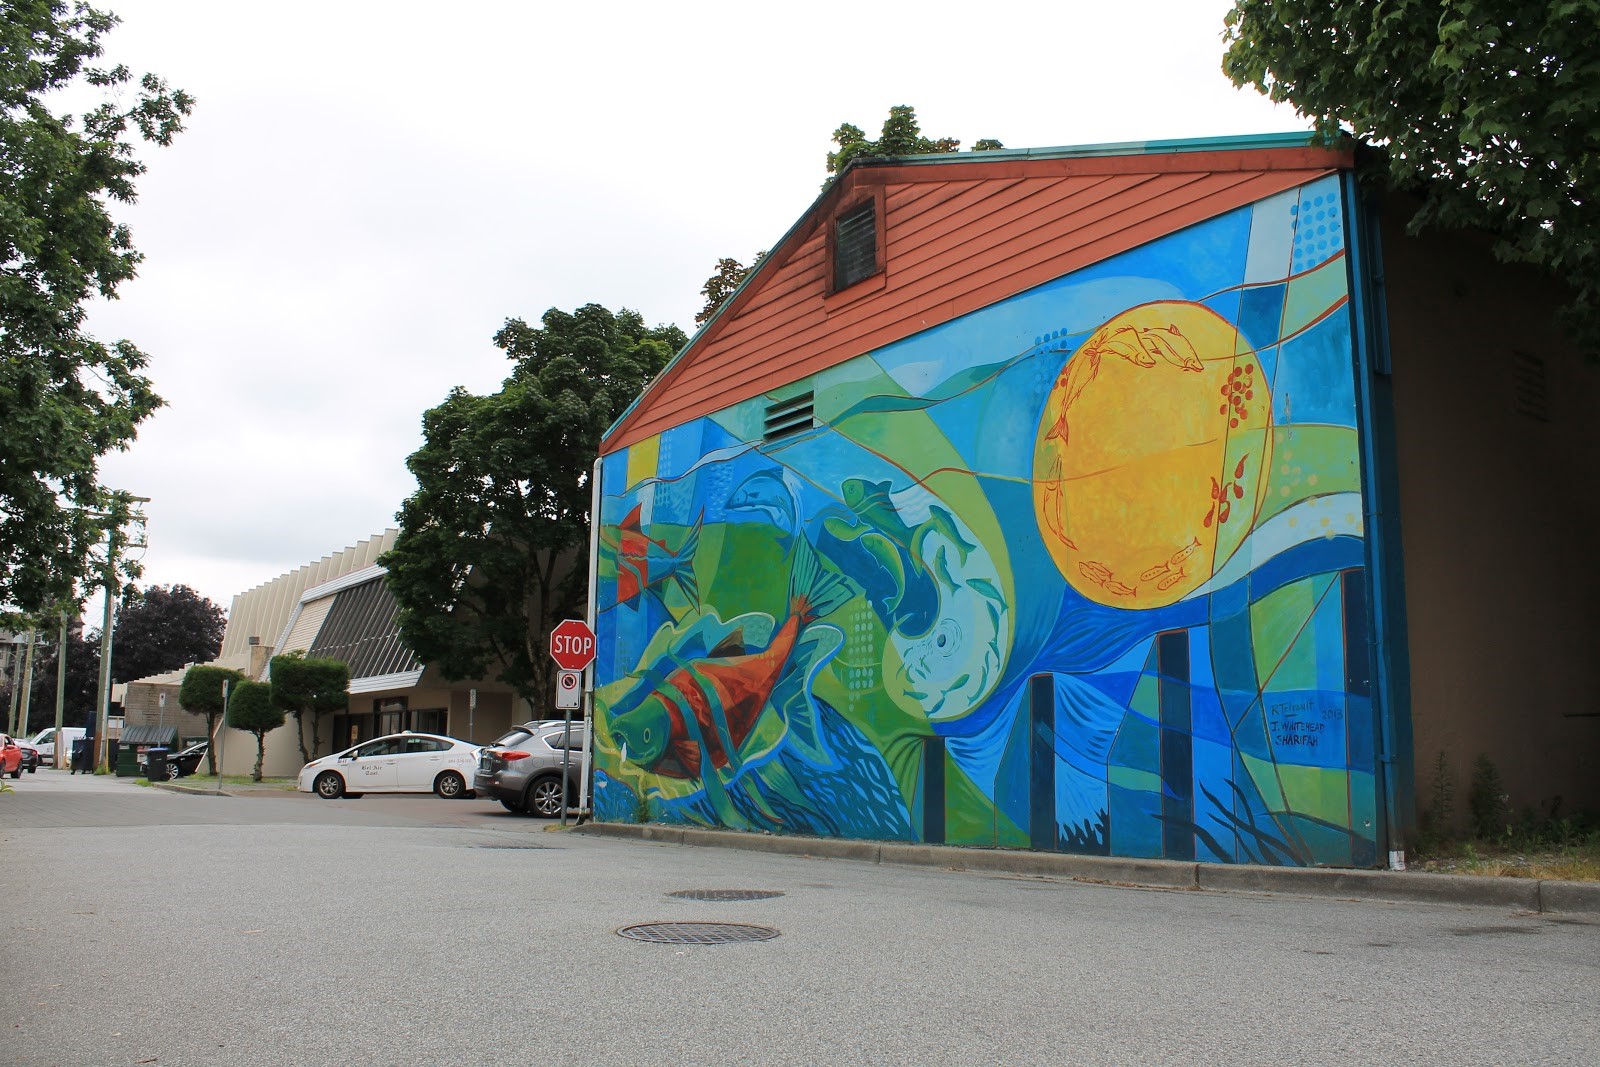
left=1032, top=301, right=1273, bottom=609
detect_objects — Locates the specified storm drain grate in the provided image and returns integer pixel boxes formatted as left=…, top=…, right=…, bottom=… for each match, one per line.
left=666, top=888, right=785, bottom=902
left=617, top=922, right=780, bottom=945
left=474, top=842, right=551, bottom=850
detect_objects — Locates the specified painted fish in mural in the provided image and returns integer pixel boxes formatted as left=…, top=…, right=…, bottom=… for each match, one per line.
left=601, top=504, right=701, bottom=608
left=818, top=477, right=956, bottom=637
left=726, top=468, right=798, bottom=533
left=818, top=477, right=1012, bottom=722
left=608, top=539, right=851, bottom=779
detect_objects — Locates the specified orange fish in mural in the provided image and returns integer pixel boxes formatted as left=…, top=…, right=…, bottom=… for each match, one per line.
left=601, top=504, right=701, bottom=608
left=609, top=542, right=850, bottom=779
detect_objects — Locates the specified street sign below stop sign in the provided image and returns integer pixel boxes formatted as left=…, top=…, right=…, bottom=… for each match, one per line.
left=549, top=618, right=597, bottom=672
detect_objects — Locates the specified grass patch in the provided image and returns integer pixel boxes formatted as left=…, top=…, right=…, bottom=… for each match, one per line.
left=173, top=774, right=297, bottom=790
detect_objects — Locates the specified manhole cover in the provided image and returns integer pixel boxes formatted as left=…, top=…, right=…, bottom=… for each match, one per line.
left=617, top=922, right=780, bottom=945
left=666, top=888, right=785, bottom=902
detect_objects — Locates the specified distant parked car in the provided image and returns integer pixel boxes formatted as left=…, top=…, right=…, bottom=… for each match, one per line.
left=0, top=734, right=22, bottom=778
left=474, top=720, right=588, bottom=817
left=15, top=738, right=39, bottom=773
left=297, top=733, right=481, bottom=800
left=166, top=741, right=209, bottom=779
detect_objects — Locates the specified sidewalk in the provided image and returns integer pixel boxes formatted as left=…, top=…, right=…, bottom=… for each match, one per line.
left=571, top=822, right=1600, bottom=917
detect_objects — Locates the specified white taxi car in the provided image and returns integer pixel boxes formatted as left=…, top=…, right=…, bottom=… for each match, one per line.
left=297, top=732, right=481, bottom=800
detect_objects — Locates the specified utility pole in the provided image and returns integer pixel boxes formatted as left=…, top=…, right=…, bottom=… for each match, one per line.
left=91, top=493, right=149, bottom=773
left=54, top=608, right=69, bottom=767
left=17, top=629, right=37, bottom=737
left=4, top=638, right=20, bottom=736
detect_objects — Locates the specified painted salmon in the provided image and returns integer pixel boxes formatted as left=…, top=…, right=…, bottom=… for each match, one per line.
left=609, top=539, right=849, bottom=778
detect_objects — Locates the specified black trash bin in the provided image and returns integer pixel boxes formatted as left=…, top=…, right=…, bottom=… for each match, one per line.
left=70, top=737, right=91, bottom=774
left=146, top=748, right=169, bottom=781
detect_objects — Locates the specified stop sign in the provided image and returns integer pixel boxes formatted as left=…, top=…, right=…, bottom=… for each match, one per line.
left=549, top=618, right=596, bottom=671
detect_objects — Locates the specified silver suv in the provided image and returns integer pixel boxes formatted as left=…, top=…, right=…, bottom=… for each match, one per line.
left=474, top=720, right=587, bottom=817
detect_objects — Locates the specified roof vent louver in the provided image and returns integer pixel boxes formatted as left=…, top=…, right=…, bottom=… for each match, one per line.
left=833, top=200, right=877, bottom=290
left=1510, top=351, right=1549, bottom=423
left=763, top=392, right=815, bottom=443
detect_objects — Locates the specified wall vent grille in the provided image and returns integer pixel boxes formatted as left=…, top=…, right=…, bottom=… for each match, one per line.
left=1510, top=351, right=1549, bottom=422
left=764, top=392, right=815, bottom=442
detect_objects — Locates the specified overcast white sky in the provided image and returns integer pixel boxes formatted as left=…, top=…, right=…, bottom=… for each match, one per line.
left=80, top=0, right=1304, bottom=614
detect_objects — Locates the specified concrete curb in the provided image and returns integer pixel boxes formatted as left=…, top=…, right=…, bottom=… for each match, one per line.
left=153, top=782, right=231, bottom=796
left=571, top=822, right=1600, bottom=916
left=152, top=781, right=296, bottom=798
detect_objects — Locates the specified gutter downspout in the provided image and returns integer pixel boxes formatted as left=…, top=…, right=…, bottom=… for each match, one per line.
left=1343, top=171, right=1415, bottom=868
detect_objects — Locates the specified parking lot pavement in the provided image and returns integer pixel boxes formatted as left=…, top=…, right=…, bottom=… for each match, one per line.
left=2, top=786, right=1597, bottom=1067
left=0, top=768, right=569, bottom=832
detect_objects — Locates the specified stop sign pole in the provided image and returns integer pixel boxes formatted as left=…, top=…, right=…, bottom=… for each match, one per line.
left=550, top=618, right=596, bottom=827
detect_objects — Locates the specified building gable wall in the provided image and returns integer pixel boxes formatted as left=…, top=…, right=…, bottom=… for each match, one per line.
left=605, top=146, right=1349, bottom=452
left=593, top=172, right=1380, bottom=867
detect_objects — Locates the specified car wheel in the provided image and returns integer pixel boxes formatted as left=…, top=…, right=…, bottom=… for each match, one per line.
left=313, top=771, right=345, bottom=799
left=500, top=796, right=524, bottom=814
left=434, top=771, right=466, bottom=799
left=166, top=764, right=182, bottom=781
left=525, top=776, right=567, bottom=818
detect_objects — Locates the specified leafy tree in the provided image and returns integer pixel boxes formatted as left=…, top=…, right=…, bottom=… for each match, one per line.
left=695, top=251, right=766, bottom=326
left=270, top=650, right=349, bottom=764
left=0, top=1, right=193, bottom=614
left=6, top=615, right=99, bottom=735
left=226, top=679, right=282, bottom=782
left=384, top=305, right=685, bottom=711
left=110, top=583, right=226, bottom=684
left=1222, top=0, right=1600, bottom=356
left=826, top=105, right=1004, bottom=177
left=178, top=664, right=244, bottom=775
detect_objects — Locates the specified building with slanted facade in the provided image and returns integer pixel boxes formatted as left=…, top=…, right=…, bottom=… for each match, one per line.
left=121, top=531, right=529, bottom=778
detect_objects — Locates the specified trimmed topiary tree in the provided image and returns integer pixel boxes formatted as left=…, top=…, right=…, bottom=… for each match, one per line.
left=226, top=679, right=283, bottom=782
left=269, top=651, right=350, bottom=764
left=178, top=665, right=246, bottom=775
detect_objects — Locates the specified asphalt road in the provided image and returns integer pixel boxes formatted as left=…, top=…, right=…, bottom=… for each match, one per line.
left=2, top=770, right=1597, bottom=1067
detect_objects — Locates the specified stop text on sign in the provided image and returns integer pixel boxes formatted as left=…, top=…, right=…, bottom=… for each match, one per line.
left=549, top=618, right=597, bottom=671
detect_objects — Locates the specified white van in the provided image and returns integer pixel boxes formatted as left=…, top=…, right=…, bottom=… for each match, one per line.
left=27, top=726, right=86, bottom=766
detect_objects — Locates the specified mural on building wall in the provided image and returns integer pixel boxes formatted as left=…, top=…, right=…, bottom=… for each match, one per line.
left=593, top=175, right=1379, bottom=866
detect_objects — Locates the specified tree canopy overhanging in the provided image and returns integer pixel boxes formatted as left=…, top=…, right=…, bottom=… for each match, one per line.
left=382, top=305, right=685, bottom=711
left=1222, top=0, right=1600, bottom=356
left=695, top=252, right=765, bottom=326
left=827, top=104, right=1004, bottom=177
left=0, top=1, right=193, bottom=613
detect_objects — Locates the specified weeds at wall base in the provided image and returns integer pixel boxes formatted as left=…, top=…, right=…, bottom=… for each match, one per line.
left=1414, top=751, right=1600, bottom=880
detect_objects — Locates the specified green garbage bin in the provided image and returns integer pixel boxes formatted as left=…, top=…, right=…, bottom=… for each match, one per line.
left=115, top=743, right=139, bottom=777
